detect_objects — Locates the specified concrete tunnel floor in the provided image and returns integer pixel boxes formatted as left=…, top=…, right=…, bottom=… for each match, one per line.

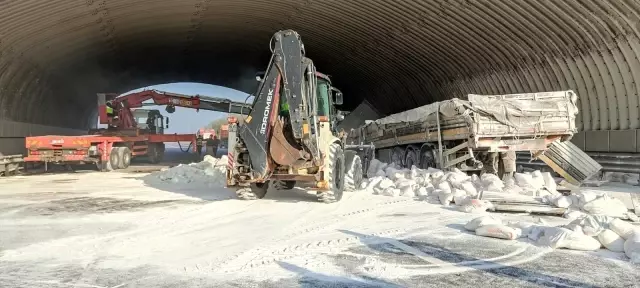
left=0, top=149, right=639, bottom=288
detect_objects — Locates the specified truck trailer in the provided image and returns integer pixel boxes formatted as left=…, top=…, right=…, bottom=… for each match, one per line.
left=345, top=91, right=580, bottom=178
left=25, top=90, right=250, bottom=171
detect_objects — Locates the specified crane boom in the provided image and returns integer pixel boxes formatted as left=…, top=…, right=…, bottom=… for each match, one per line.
left=97, top=90, right=251, bottom=129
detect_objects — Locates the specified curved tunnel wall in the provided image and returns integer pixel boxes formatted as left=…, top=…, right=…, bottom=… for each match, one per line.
left=1, top=0, right=640, bottom=154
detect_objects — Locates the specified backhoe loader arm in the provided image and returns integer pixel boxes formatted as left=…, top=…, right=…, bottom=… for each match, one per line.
left=237, top=30, right=316, bottom=179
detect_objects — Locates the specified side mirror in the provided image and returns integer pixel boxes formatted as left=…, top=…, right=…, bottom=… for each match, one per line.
left=331, top=88, right=344, bottom=105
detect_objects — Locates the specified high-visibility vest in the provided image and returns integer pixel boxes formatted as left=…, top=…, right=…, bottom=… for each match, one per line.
left=280, top=101, right=289, bottom=114
left=106, top=106, right=113, bottom=115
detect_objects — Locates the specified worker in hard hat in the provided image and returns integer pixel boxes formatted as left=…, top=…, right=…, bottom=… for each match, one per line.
left=205, top=134, right=220, bottom=157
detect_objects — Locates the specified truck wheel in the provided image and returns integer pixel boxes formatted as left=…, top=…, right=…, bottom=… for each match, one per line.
left=419, top=148, right=436, bottom=169
left=344, top=150, right=363, bottom=192
left=157, top=143, right=165, bottom=162
left=97, top=147, right=118, bottom=171
left=318, top=143, right=345, bottom=203
left=272, top=180, right=296, bottom=190
left=237, top=181, right=269, bottom=200
left=109, top=147, right=120, bottom=170
left=147, top=143, right=163, bottom=164
left=391, top=147, right=404, bottom=168
left=405, top=146, right=419, bottom=169
left=116, top=147, right=132, bottom=169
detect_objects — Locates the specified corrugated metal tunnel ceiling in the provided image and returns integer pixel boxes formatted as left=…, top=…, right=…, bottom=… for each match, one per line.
left=1, top=0, right=640, bottom=133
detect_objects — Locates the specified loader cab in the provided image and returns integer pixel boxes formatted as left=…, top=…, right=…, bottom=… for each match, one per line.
left=132, top=109, right=166, bottom=134
left=315, top=72, right=344, bottom=129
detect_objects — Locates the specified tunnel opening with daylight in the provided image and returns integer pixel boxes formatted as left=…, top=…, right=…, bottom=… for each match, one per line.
left=1, top=0, right=640, bottom=155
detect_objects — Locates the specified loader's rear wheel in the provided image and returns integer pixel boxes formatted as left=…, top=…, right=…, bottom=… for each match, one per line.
left=318, top=143, right=345, bottom=203
left=272, top=180, right=296, bottom=190
left=116, top=147, right=132, bottom=169
left=344, top=150, right=363, bottom=192
left=237, top=181, right=269, bottom=200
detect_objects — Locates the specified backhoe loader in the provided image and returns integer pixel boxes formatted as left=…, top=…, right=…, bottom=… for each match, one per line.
left=226, top=29, right=363, bottom=203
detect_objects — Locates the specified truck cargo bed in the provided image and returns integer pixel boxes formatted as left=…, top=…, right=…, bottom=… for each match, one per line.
left=348, top=91, right=578, bottom=151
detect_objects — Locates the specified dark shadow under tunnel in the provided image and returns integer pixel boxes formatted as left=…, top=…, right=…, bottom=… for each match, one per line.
left=1, top=0, right=640, bottom=155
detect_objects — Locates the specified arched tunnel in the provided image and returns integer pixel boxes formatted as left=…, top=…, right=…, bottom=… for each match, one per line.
left=1, top=0, right=640, bottom=156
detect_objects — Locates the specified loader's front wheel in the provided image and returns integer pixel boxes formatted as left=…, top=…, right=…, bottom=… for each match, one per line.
left=237, top=181, right=269, bottom=200
left=318, top=143, right=345, bottom=203
left=344, top=150, right=363, bottom=192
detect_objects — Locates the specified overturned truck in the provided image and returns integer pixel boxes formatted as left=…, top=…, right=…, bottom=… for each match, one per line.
left=345, top=91, right=585, bottom=179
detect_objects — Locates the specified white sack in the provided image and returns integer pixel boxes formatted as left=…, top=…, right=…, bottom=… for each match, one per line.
left=610, top=218, right=639, bottom=240
left=476, top=224, right=521, bottom=240
left=386, top=167, right=407, bottom=181
left=624, top=232, right=640, bottom=263
left=378, top=178, right=395, bottom=189
left=436, top=181, right=452, bottom=193
left=436, top=190, right=453, bottom=205
left=563, top=210, right=587, bottom=221
left=514, top=173, right=536, bottom=190
left=365, top=176, right=384, bottom=193
left=541, top=172, right=557, bottom=193
left=502, top=176, right=524, bottom=194
left=457, top=199, right=494, bottom=213
left=576, top=190, right=605, bottom=207
left=382, top=187, right=400, bottom=197
left=538, top=227, right=601, bottom=251
left=399, top=185, right=414, bottom=197
left=366, top=159, right=384, bottom=178
left=553, top=196, right=573, bottom=208
left=568, top=215, right=614, bottom=237
left=481, top=173, right=504, bottom=191
left=460, top=181, right=478, bottom=197
left=452, top=189, right=468, bottom=206
left=413, top=176, right=426, bottom=186
left=626, top=212, right=640, bottom=223
left=581, top=195, right=629, bottom=218
left=415, top=187, right=429, bottom=197
left=506, top=221, right=537, bottom=238
left=528, top=226, right=546, bottom=241
left=424, top=183, right=435, bottom=194
left=598, top=229, right=625, bottom=252
left=465, top=215, right=502, bottom=232
left=395, top=179, right=416, bottom=188
left=530, top=170, right=546, bottom=190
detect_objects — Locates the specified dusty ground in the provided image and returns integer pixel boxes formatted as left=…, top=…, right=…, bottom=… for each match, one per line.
left=0, top=151, right=638, bottom=287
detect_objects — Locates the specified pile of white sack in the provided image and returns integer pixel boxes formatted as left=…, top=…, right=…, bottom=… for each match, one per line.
left=151, top=155, right=228, bottom=187
left=549, top=190, right=639, bottom=221
left=361, top=159, right=636, bottom=220
left=361, top=159, right=494, bottom=213
left=465, top=214, right=640, bottom=263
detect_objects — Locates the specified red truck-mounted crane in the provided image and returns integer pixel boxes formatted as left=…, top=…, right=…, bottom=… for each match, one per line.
left=24, top=90, right=251, bottom=171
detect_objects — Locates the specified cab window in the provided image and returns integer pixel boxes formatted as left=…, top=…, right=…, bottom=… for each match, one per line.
left=316, top=79, right=331, bottom=116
